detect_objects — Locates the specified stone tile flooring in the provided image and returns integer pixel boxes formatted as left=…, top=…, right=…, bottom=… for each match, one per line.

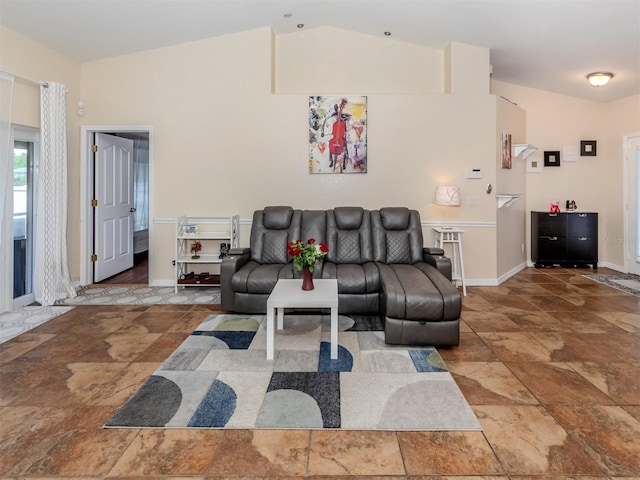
left=0, top=267, right=638, bottom=478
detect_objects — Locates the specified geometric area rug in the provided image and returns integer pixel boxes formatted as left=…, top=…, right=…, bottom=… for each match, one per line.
left=583, top=273, right=640, bottom=296
left=105, top=313, right=481, bottom=431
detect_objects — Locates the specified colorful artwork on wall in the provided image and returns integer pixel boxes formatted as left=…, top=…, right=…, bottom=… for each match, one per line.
left=309, top=96, right=367, bottom=174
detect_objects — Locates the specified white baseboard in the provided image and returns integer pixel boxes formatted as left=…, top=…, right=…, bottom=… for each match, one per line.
left=497, top=262, right=528, bottom=285
left=151, top=280, right=175, bottom=287
left=465, top=278, right=500, bottom=287
left=597, top=262, right=625, bottom=272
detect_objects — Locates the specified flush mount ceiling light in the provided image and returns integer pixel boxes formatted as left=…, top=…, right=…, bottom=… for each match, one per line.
left=297, top=23, right=304, bottom=28
left=586, top=72, right=614, bottom=87
left=384, top=31, right=391, bottom=36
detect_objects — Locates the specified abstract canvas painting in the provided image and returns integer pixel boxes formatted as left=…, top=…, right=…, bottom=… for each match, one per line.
left=309, top=96, right=367, bottom=174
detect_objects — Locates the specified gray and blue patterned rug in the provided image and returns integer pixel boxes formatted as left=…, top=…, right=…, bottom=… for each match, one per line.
left=59, top=285, right=221, bottom=305
left=105, top=313, right=480, bottom=431
left=584, top=273, right=640, bottom=296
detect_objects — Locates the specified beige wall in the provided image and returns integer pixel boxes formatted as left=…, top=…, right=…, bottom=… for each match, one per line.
left=17, top=23, right=625, bottom=286
left=0, top=26, right=83, bottom=278
left=491, top=80, right=639, bottom=269
left=276, top=27, right=444, bottom=94
left=80, top=27, right=501, bottom=284
left=603, top=94, right=640, bottom=268
left=495, top=97, right=527, bottom=278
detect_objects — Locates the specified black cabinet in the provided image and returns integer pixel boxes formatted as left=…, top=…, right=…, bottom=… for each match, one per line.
left=531, top=212, right=598, bottom=269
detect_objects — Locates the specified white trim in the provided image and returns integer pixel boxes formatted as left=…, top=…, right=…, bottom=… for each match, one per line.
left=623, top=132, right=640, bottom=274
left=9, top=126, right=39, bottom=310
left=598, top=261, right=625, bottom=273
left=465, top=278, right=500, bottom=287
left=80, top=126, right=154, bottom=286
left=497, top=261, right=527, bottom=285
left=422, top=220, right=496, bottom=228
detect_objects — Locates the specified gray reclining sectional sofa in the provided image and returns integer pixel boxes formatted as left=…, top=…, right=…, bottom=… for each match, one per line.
left=220, top=206, right=462, bottom=346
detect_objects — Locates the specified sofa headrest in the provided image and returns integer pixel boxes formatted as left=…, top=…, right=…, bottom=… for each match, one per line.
left=334, top=207, right=364, bottom=230
left=262, top=206, right=294, bottom=230
left=380, top=207, right=410, bottom=230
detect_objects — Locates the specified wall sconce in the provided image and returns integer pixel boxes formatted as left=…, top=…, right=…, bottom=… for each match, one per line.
left=586, top=72, right=614, bottom=87
left=433, top=185, right=461, bottom=228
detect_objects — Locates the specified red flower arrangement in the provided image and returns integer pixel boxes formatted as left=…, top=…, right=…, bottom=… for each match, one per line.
left=287, top=238, right=329, bottom=272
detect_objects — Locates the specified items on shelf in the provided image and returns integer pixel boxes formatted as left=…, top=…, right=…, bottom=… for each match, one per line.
left=175, top=215, right=240, bottom=292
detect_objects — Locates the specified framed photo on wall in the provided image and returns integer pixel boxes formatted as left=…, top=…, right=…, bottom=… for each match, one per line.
left=544, top=151, right=561, bottom=167
left=580, top=140, right=597, bottom=156
left=501, top=132, right=512, bottom=169
left=309, top=96, right=367, bottom=174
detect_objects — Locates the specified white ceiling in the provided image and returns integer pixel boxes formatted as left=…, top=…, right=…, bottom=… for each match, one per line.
left=1, top=0, right=638, bottom=102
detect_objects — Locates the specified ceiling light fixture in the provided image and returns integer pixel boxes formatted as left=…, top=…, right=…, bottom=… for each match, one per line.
left=586, top=72, right=614, bottom=87
left=297, top=23, right=304, bottom=28
left=283, top=13, right=292, bottom=18
left=384, top=31, right=391, bottom=36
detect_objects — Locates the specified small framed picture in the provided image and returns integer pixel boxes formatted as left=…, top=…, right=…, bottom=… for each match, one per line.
left=526, top=155, right=543, bottom=173
left=544, top=151, right=561, bottom=167
left=182, top=223, right=199, bottom=236
left=580, top=140, right=597, bottom=156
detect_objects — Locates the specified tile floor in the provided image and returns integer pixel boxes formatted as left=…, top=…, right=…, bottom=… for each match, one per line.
left=0, top=267, right=638, bottom=478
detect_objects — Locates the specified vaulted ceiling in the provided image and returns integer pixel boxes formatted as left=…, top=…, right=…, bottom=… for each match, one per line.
left=1, top=0, right=638, bottom=102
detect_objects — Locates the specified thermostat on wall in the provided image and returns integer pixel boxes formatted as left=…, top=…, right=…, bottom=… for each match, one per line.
left=466, top=168, right=483, bottom=179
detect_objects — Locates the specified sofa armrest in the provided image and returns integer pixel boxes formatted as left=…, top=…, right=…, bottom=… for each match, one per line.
left=229, top=247, right=251, bottom=256
left=423, top=247, right=453, bottom=281
left=220, top=249, right=251, bottom=311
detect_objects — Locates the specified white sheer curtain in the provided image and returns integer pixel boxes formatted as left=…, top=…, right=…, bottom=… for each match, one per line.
left=33, top=82, right=75, bottom=305
left=133, top=137, right=149, bottom=232
left=0, top=73, right=14, bottom=313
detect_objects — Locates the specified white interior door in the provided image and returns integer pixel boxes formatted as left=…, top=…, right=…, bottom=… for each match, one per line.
left=625, top=133, right=640, bottom=275
left=94, top=133, right=134, bottom=282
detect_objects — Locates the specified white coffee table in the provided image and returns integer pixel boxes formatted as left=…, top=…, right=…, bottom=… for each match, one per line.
left=266, top=279, right=339, bottom=360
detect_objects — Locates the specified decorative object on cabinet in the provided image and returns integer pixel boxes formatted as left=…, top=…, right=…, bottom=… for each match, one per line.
left=580, top=140, right=597, bottom=156
left=182, top=223, right=198, bottom=236
left=190, top=241, right=202, bottom=259
left=526, top=155, right=543, bottom=173
left=175, top=215, right=239, bottom=292
left=544, top=151, right=561, bottom=167
left=501, top=132, right=512, bottom=169
left=531, top=211, right=598, bottom=269
left=550, top=201, right=561, bottom=213
left=309, top=95, right=368, bottom=174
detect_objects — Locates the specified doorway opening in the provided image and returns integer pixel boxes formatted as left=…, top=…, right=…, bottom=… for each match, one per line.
left=624, top=132, right=640, bottom=275
left=80, top=126, right=152, bottom=287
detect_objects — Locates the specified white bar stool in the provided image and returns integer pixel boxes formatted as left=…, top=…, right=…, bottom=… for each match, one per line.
left=432, top=227, right=467, bottom=296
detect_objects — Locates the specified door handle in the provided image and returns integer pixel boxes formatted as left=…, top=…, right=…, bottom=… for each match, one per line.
left=130, top=207, right=137, bottom=213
